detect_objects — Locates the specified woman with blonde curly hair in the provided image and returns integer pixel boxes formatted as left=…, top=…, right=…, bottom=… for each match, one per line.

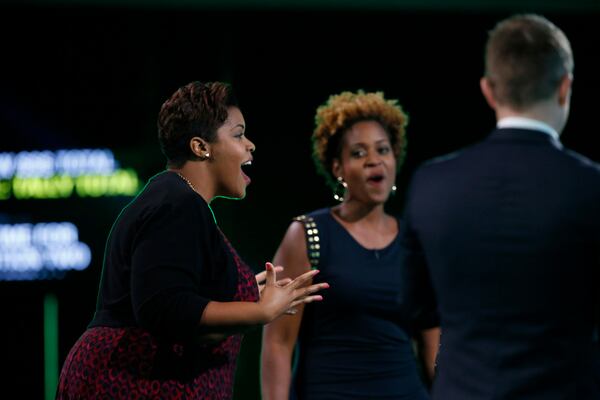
left=261, top=90, right=440, bottom=399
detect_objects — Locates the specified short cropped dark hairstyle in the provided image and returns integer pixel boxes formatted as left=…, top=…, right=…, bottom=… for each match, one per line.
left=484, top=14, right=573, bottom=110
left=312, top=90, right=408, bottom=189
left=157, top=81, right=238, bottom=167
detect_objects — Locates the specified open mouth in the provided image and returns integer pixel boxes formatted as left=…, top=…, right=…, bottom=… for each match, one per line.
left=241, top=160, right=252, bottom=184
left=367, top=174, right=384, bottom=184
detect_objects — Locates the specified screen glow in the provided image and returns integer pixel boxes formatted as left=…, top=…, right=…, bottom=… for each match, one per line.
left=0, top=222, right=92, bottom=280
left=0, top=149, right=140, bottom=200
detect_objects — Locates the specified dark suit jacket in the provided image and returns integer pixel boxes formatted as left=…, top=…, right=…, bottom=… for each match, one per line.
left=399, top=128, right=600, bottom=399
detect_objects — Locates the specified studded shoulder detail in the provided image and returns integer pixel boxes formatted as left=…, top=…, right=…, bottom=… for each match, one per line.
left=293, top=215, right=320, bottom=269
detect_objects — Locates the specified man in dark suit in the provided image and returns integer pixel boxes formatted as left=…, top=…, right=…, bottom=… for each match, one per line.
left=399, top=14, right=600, bottom=399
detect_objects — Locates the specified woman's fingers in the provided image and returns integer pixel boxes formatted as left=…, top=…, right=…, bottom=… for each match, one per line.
left=276, top=278, right=293, bottom=286
left=295, top=282, right=329, bottom=298
left=255, top=270, right=267, bottom=284
left=259, top=277, right=292, bottom=294
left=287, top=282, right=328, bottom=308
left=264, top=262, right=276, bottom=286
left=256, top=265, right=284, bottom=285
left=290, top=295, right=323, bottom=309
left=258, top=265, right=327, bottom=320
left=257, top=265, right=285, bottom=299
left=287, top=269, right=320, bottom=289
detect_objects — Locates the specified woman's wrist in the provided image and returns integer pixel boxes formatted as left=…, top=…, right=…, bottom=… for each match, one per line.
left=255, top=299, right=276, bottom=324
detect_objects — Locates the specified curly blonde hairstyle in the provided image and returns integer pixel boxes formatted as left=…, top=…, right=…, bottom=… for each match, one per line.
left=312, top=90, right=408, bottom=189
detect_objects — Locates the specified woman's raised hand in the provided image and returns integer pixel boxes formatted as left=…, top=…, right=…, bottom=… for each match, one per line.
left=258, top=262, right=328, bottom=323
left=255, top=266, right=291, bottom=297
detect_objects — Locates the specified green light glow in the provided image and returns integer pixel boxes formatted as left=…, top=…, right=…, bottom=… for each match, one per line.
left=13, top=176, right=74, bottom=199
left=75, top=168, right=140, bottom=197
left=7, top=169, right=140, bottom=200
left=43, top=293, right=59, bottom=400
left=0, top=181, right=10, bottom=200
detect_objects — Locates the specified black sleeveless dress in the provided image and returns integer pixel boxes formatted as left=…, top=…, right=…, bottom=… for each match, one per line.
left=292, top=208, right=431, bottom=400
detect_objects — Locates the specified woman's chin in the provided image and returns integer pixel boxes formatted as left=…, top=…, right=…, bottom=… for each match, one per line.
left=361, top=194, right=389, bottom=206
left=223, top=186, right=247, bottom=200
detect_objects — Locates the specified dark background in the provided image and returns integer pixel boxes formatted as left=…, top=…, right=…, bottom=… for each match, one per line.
left=1, top=1, right=599, bottom=398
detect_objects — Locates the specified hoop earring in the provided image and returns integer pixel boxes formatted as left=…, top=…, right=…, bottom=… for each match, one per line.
left=333, top=176, right=347, bottom=202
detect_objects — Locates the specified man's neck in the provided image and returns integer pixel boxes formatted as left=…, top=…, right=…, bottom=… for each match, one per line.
left=496, top=116, right=559, bottom=140
left=495, top=102, right=565, bottom=135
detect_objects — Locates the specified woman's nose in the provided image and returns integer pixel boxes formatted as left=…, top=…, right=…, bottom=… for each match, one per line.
left=247, top=138, right=256, bottom=153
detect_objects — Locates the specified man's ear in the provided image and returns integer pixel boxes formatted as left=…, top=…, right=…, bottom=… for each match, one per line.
left=480, top=77, right=497, bottom=110
left=189, top=137, right=210, bottom=158
left=558, top=73, right=573, bottom=107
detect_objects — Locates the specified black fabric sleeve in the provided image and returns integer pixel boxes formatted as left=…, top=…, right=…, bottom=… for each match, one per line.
left=130, top=193, right=211, bottom=340
left=398, top=173, right=440, bottom=330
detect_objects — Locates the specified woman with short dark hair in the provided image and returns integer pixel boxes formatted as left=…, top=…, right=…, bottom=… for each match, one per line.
left=57, top=81, right=328, bottom=399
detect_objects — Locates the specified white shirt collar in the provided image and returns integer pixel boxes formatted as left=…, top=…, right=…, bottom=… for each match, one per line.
left=497, top=117, right=559, bottom=141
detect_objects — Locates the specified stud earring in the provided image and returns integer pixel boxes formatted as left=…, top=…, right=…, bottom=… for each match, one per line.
left=391, top=184, right=397, bottom=195
left=333, top=176, right=347, bottom=202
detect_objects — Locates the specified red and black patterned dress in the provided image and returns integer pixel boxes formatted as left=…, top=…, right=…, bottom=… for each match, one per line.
left=57, top=172, right=260, bottom=399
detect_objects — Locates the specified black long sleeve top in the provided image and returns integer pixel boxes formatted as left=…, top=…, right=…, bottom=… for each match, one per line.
left=89, top=171, right=238, bottom=342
